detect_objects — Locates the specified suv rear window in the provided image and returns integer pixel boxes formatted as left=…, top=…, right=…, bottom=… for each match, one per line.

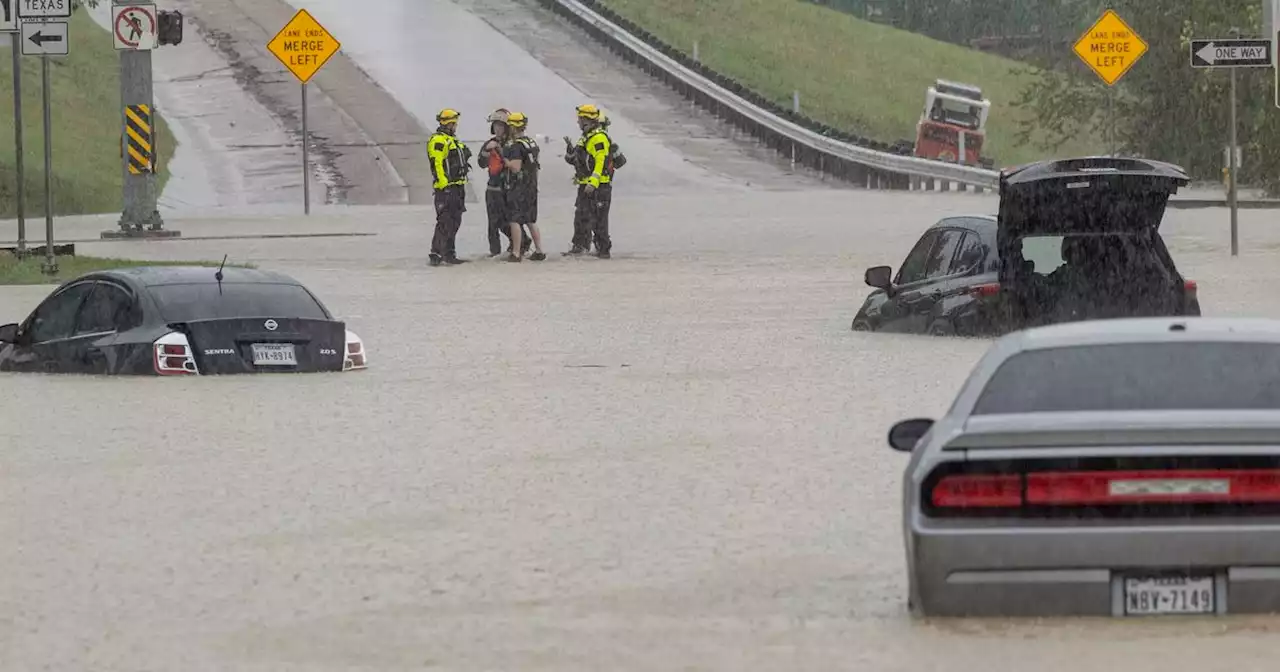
left=1014, top=233, right=1167, bottom=278
left=149, top=282, right=329, bottom=322
left=973, top=342, right=1280, bottom=413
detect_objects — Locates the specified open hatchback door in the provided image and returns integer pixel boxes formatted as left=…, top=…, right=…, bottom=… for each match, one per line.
left=993, top=157, right=1198, bottom=329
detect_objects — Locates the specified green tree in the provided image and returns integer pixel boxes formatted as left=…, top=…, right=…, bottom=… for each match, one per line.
left=1010, top=0, right=1278, bottom=193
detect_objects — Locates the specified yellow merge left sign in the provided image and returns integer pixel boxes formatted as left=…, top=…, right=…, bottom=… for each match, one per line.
left=267, top=9, right=341, bottom=84
left=1073, top=9, right=1147, bottom=86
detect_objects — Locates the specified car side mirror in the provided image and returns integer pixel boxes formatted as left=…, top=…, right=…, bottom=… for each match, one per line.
left=865, top=265, right=893, bottom=290
left=0, top=323, right=18, bottom=344
left=888, top=418, right=934, bottom=452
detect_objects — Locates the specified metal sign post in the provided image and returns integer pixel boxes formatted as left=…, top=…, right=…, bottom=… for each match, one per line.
left=302, top=82, right=309, bottom=215
left=266, top=9, right=341, bottom=215
left=1190, top=35, right=1273, bottom=257
left=16, top=0, right=69, bottom=274
left=5, top=15, right=25, bottom=256
left=1230, top=64, right=1239, bottom=257
left=40, top=52, right=52, bottom=274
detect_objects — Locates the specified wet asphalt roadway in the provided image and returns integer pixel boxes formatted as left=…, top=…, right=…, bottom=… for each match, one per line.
left=6, top=0, right=1280, bottom=670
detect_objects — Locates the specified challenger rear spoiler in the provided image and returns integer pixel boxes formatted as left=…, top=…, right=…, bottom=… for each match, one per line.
left=945, top=411, right=1280, bottom=450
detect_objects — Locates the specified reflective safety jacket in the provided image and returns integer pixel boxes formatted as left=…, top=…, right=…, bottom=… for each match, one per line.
left=566, top=128, right=614, bottom=187
left=427, top=126, right=471, bottom=190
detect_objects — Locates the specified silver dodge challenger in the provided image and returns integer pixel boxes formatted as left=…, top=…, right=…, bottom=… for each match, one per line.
left=889, top=317, right=1280, bottom=618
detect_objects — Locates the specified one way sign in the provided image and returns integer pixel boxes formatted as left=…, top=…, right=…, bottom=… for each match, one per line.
left=1190, top=38, right=1273, bottom=68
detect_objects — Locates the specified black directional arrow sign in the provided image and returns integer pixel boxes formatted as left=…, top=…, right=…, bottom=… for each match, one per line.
left=28, top=29, right=61, bottom=46
left=19, top=18, right=67, bottom=55
left=1190, top=38, right=1274, bottom=68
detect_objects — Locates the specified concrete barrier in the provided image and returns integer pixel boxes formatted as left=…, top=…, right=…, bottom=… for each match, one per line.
left=536, top=0, right=1001, bottom=193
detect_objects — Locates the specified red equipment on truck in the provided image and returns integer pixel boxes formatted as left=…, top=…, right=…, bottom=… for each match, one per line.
left=913, top=80, right=992, bottom=168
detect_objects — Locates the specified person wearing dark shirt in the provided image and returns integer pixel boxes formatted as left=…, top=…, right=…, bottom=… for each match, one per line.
left=477, top=109, right=532, bottom=258
left=501, top=112, right=546, bottom=262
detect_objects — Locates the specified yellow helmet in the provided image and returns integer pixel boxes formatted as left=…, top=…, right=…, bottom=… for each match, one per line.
left=576, top=104, right=601, bottom=120
left=507, top=112, right=528, bottom=128
left=436, top=108, right=460, bottom=124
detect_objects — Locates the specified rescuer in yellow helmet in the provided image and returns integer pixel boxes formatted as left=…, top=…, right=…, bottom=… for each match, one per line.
left=500, top=112, right=546, bottom=262
left=562, top=104, right=617, bottom=258
left=427, top=108, right=472, bottom=266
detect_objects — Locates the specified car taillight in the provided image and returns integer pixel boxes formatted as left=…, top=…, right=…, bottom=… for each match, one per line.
left=1026, top=470, right=1280, bottom=505
left=968, top=282, right=1000, bottom=297
left=928, top=468, right=1280, bottom=514
left=1184, top=279, right=1198, bottom=293
left=930, top=474, right=1022, bottom=508
left=344, top=329, right=367, bottom=371
left=153, top=332, right=198, bottom=375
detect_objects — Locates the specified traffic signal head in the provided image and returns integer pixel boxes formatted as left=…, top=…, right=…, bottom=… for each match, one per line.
left=157, top=10, right=183, bottom=46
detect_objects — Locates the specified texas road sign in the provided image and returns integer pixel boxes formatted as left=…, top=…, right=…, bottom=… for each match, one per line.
left=16, top=0, right=70, bottom=18
left=20, top=18, right=66, bottom=56
left=1190, top=38, right=1274, bottom=67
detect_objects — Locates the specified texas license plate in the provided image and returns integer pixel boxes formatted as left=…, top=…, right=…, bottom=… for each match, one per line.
left=251, top=343, right=297, bottom=366
left=1122, top=575, right=1216, bottom=616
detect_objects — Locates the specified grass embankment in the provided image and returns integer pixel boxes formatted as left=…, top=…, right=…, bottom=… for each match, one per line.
left=598, top=0, right=1105, bottom=167
left=0, top=255, right=252, bottom=285
left=0, top=10, right=176, bottom=219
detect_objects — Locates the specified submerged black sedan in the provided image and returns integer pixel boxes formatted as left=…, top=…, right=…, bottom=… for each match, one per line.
left=0, top=266, right=368, bottom=375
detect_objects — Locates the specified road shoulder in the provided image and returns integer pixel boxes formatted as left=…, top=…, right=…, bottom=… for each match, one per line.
left=176, top=0, right=437, bottom=206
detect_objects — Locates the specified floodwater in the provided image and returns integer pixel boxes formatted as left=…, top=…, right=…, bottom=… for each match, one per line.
left=5, top=191, right=1280, bottom=670
left=4, top=0, right=1280, bottom=669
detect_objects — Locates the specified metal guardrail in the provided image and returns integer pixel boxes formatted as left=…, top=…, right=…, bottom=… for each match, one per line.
left=541, top=0, right=1002, bottom=192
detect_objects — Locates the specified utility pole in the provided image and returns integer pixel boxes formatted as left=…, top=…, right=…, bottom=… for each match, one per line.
left=104, top=0, right=181, bottom=239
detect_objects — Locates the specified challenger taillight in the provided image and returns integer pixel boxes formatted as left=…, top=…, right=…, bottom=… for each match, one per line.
left=344, top=330, right=367, bottom=371
left=1027, top=470, right=1280, bottom=505
left=153, top=333, right=198, bottom=375
left=930, top=474, right=1021, bottom=508
left=928, top=468, right=1280, bottom=515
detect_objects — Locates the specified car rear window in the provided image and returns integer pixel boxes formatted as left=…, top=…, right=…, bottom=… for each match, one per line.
left=1015, top=233, right=1167, bottom=278
left=149, top=282, right=329, bottom=322
left=973, top=342, right=1280, bottom=413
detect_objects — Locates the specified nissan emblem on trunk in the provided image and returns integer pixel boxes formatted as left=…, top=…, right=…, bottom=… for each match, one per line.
left=264, top=319, right=278, bottom=331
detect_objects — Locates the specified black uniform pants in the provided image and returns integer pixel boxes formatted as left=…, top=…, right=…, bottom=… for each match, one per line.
left=487, top=189, right=532, bottom=255
left=578, top=183, right=613, bottom=253
left=431, top=185, right=466, bottom=258
left=572, top=183, right=613, bottom=252
left=486, top=187, right=509, bottom=255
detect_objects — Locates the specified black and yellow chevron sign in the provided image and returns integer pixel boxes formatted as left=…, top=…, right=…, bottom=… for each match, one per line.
left=124, top=104, right=154, bottom=174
